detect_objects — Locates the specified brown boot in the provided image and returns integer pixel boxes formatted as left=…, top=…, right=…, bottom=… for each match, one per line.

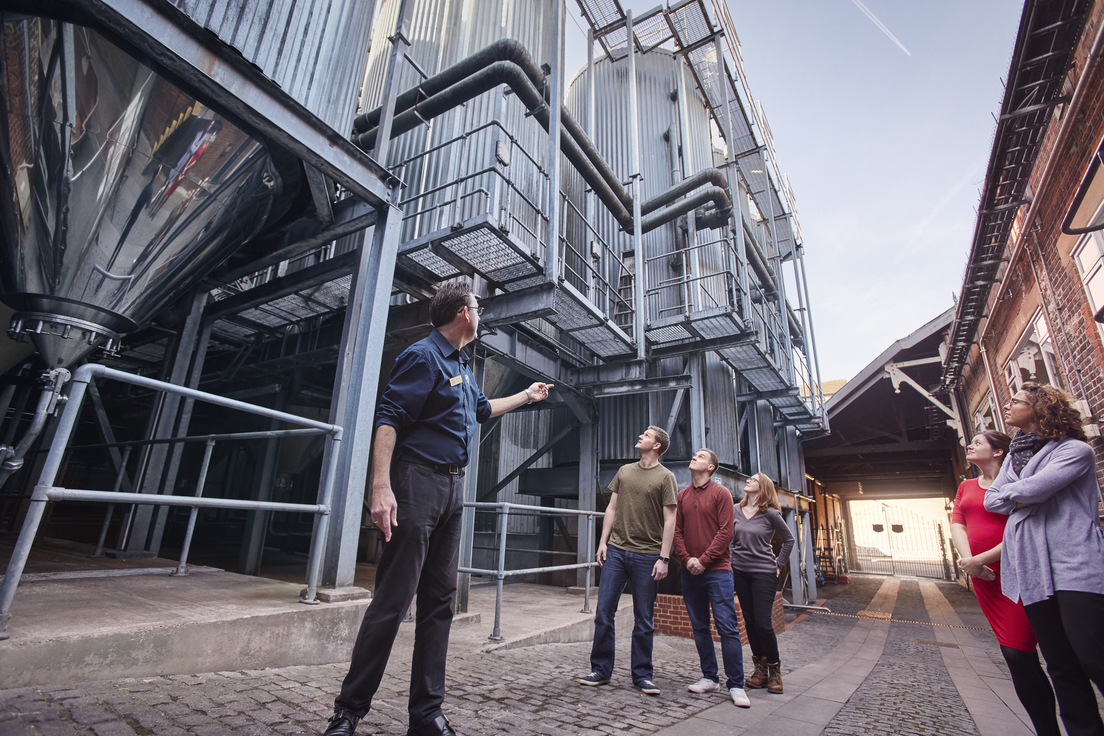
left=745, top=656, right=768, bottom=689
left=766, top=662, right=783, bottom=694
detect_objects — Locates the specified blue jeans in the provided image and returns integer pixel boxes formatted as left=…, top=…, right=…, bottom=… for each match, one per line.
left=590, top=545, right=659, bottom=684
left=682, top=569, right=745, bottom=689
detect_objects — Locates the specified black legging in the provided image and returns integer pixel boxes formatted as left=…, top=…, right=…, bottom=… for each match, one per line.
left=1000, top=645, right=1060, bottom=736
left=732, top=568, right=779, bottom=662
left=1023, top=590, right=1104, bottom=736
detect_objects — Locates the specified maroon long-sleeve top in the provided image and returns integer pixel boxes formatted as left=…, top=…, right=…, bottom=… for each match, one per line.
left=673, top=479, right=734, bottom=571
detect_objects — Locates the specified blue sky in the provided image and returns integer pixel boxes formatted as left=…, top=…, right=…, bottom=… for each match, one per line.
left=564, top=1, right=1025, bottom=382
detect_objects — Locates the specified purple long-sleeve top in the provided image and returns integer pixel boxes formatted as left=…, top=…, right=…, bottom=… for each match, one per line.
left=729, top=506, right=795, bottom=575
left=984, top=437, right=1104, bottom=606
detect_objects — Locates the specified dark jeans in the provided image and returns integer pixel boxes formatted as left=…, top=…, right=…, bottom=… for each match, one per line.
left=1000, top=645, right=1060, bottom=736
left=732, top=568, right=779, bottom=663
left=335, top=460, right=465, bottom=728
left=681, top=569, right=745, bottom=689
left=590, top=545, right=659, bottom=685
left=1024, top=590, right=1104, bottom=736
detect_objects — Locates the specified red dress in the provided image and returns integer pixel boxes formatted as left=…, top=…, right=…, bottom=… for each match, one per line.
left=952, top=478, right=1037, bottom=652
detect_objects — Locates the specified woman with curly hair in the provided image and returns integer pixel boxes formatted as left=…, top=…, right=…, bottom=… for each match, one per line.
left=731, top=473, right=794, bottom=695
left=985, top=382, right=1104, bottom=736
left=952, top=430, right=1058, bottom=735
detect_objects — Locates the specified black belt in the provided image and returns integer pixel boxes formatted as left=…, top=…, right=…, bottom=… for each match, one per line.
left=396, top=450, right=464, bottom=477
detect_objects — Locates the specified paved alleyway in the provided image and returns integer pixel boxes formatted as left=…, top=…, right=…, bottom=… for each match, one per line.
left=0, top=575, right=1088, bottom=735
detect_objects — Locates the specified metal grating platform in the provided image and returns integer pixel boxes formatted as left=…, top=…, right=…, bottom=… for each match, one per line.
left=717, top=342, right=787, bottom=393
left=396, top=215, right=542, bottom=287
left=646, top=305, right=745, bottom=344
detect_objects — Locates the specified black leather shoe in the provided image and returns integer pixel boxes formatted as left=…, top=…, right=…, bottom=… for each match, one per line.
left=322, top=708, right=359, bottom=736
left=406, top=714, right=457, bottom=736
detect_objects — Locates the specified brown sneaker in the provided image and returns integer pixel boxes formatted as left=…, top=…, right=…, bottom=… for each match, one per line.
left=745, top=656, right=768, bottom=689
left=766, top=662, right=783, bottom=694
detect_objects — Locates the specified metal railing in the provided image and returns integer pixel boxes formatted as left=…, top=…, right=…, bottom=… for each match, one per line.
left=460, top=501, right=602, bottom=642
left=0, top=364, right=343, bottom=638
left=643, top=235, right=740, bottom=323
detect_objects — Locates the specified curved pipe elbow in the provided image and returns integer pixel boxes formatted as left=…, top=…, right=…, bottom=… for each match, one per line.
left=642, top=168, right=729, bottom=216
left=354, top=39, right=544, bottom=134
left=640, top=186, right=731, bottom=234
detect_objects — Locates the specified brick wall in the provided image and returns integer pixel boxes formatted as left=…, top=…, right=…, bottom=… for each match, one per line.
left=653, top=591, right=786, bottom=644
left=960, top=1, right=1104, bottom=488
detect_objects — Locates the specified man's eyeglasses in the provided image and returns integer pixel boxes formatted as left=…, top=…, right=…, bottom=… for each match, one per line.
left=465, top=305, right=485, bottom=316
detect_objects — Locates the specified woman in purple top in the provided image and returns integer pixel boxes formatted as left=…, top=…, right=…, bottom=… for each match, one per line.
left=985, top=382, right=1104, bottom=736
left=731, top=473, right=794, bottom=694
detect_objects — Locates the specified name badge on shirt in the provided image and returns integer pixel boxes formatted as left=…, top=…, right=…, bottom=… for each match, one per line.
left=449, top=375, right=463, bottom=387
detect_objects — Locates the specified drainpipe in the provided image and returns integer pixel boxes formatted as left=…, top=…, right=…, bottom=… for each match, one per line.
left=545, top=0, right=564, bottom=283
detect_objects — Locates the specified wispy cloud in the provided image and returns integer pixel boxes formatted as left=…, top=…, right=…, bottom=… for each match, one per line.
left=907, top=156, right=987, bottom=245
left=850, top=0, right=912, bottom=57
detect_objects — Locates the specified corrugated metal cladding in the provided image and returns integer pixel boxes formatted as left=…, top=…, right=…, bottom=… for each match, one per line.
left=361, top=0, right=553, bottom=251
left=703, top=352, right=739, bottom=467
left=172, top=0, right=376, bottom=132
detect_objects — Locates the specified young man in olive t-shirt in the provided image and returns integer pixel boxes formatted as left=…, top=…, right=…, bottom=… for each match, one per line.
left=578, top=426, right=678, bottom=695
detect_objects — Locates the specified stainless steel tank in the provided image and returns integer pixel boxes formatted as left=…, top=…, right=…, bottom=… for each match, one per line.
left=0, top=17, right=288, bottom=367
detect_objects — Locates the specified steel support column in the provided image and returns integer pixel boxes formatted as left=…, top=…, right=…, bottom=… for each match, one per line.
left=457, top=356, right=485, bottom=614
left=322, top=200, right=403, bottom=588
left=802, top=508, right=818, bottom=602
left=575, top=419, right=598, bottom=589
left=688, top=354, right=706, bottom=451
left=128, top=288, right=208, bottom=555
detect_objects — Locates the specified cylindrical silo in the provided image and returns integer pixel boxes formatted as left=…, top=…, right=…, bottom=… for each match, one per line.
left=359, top=0, right=554, bottom=262
left=564, top=48, right=721, bottom=333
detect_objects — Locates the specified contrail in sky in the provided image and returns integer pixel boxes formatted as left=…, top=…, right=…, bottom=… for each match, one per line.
left=850, top=0, right=912, bottom=57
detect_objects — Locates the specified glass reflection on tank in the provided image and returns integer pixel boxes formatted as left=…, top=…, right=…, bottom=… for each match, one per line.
left=0, top=16, right=282, bottom=367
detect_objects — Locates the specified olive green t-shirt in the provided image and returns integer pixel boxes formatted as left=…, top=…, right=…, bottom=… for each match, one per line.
left=608, top=462, right=679, bottom=554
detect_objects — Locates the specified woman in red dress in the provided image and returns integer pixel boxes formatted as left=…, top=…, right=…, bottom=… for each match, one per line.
left=951, top=430, right=1058, bottom=736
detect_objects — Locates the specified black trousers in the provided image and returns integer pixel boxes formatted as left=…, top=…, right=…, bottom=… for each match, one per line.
left=732, top=568, right=779, bottom=663
left=1023, top=590, right=1104, bottom=736
left=335, top=459, right=465, bottom=728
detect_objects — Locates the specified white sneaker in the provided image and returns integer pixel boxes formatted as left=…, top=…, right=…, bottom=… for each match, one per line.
left=687, top=677, right=721, bottom=694
left=730, top=687, right=751, bottom=708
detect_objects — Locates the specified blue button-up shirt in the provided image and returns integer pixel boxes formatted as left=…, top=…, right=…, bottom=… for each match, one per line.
left=375, top=330, right=492, bottom=466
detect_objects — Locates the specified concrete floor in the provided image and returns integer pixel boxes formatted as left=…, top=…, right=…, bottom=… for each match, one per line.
left=0, top=535, right=625, bottom=689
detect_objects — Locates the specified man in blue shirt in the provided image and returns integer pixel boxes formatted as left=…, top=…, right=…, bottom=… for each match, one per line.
left=325, top=282, right=552, bottom=736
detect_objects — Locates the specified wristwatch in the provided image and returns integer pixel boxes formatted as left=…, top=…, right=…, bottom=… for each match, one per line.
left=659, top=556, right=670, bottom=563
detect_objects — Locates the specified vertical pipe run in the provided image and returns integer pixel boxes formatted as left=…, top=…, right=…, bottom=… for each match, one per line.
left=546, top=0, right=564, bottom=282
left=627, top=11, right=645, bottom=359
left=582, top=511, right=593, bottom=614
left=795, top=245, right=825, bottom=420
left=585, top=27, right=596, bottom=298
left=91, top=444, right=133, bottom=558
left=0, top=370, right=92, bottom=637
left=372, top=0, right=411, bottom=165
left=174, top=438, right=216, bottom=576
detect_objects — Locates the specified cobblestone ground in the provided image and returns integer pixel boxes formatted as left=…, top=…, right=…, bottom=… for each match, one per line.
left=821, top=579, right=979, bottom=736
left=0, top=578, right=891, bottom=736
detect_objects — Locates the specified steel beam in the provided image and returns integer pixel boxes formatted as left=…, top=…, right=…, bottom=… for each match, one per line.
left=207, top=251, right=359, bottom=319
left=591, top=375, right=692, bottom=397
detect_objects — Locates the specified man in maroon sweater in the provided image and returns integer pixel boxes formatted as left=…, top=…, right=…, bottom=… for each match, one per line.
left=673, top=448, right=750, bottom=708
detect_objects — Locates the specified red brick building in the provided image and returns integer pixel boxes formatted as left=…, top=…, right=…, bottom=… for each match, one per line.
left=943, top=0, right=1104, bottom=483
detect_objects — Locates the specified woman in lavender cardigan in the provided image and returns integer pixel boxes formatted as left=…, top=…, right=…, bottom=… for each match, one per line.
left=985, top=382, right=1104, bottom=736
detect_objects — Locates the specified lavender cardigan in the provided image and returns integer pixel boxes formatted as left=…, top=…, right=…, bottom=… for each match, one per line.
left=984, top=437, right=1104, bottom=606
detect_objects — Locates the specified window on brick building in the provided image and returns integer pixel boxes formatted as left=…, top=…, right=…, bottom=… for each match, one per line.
left=1072, top=228, right=1104, bottom=332
left=972, top=394, right=999, bottom=434
left=1005, top=311, right=1063, bottom=391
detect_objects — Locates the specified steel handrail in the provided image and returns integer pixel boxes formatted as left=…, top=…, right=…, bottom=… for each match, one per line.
left=0, top=364, right=343, bottom=638
left=459, top=501, right=603, bottom=642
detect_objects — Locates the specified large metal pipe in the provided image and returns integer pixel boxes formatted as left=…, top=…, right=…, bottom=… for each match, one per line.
left=640, top=188, right=730, bottom=234
left=355, top=39, right=634, bottom=212
left=356, top=61, right=636, bottom=230
left=641, top=168, right=730, bottom=216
